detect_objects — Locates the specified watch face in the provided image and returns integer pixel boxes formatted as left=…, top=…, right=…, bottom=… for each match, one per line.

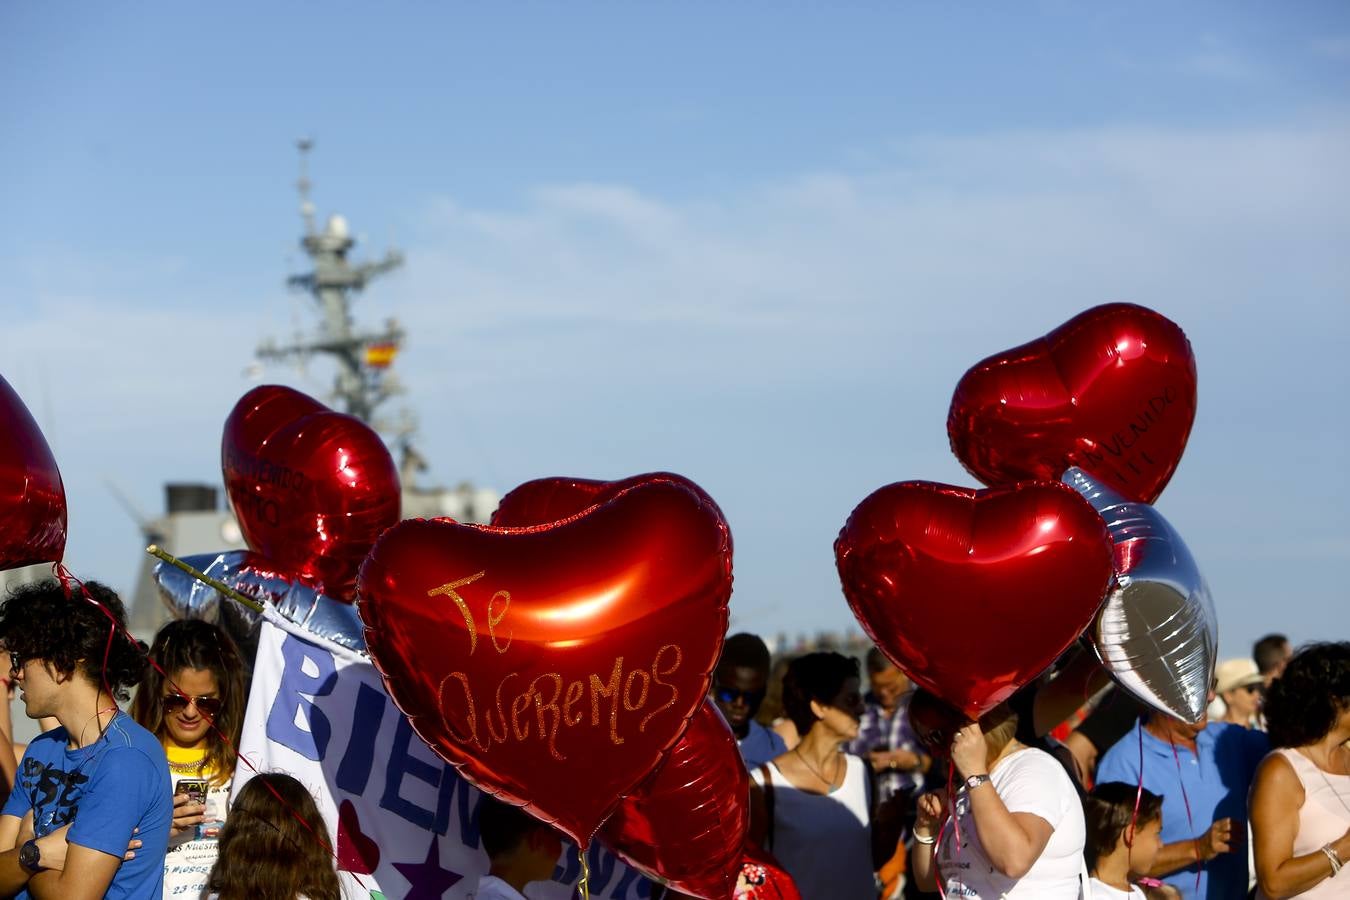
left=19, top=839, right=39, bottom=870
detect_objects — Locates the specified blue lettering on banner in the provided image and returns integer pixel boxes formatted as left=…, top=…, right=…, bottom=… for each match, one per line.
left=381, top=714, right=450, bottom=830
left=611, top=865, right=650, bottom=899
left=457, top=770, right=483, bottom=849
left=336, top=682, right=387, bottom=794
left=266, top=635, right=337, bottom=760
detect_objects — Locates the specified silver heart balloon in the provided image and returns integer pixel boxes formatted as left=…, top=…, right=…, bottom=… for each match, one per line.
left=154, top=549, right=367, bottom=657
left=1063, top=467, right=1217, bottom=723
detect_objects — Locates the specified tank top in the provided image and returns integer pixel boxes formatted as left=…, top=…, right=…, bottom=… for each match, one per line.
left=751, top=754, right=875, bottom=899
left=1255, top=748, right=1350, bottom=899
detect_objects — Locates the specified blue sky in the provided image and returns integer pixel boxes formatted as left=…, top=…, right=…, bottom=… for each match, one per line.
left=2, top=2, right=1347, bottom=660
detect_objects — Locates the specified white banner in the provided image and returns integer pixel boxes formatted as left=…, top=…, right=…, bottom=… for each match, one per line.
left=235, top=608, right=651, bottom=899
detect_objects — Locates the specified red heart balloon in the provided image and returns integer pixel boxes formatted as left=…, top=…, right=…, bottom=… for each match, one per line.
left=0, top=374, right=66, bottom=570
left=600, top=701, right=749, bottom=899
left=358, top=478, right=732, bottom=846
left=947, top=303, right=1197, bottom=503
left=222, top=385, right=400, bottom=602
left=835, top=480, right=1113, bottom=718
left=494, top=472, right=726, bottom=543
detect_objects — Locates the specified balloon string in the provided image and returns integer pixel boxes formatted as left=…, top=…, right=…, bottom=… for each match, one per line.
left=1126, top=724, right=1144, bottom=849
left=1168, top=735, right=1202, bottom=894
left=946, top=758, right=963, bottom=853
left=49, top=561, right=374, bottom=895
left=577, top=849, right=591, bottom=900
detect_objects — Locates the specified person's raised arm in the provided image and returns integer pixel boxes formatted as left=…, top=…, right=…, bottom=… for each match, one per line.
left=909, top=791, right=946, bottom=893
left=1147, top=818, right=1233, bottom=878
left=1251, top=753, right=1350, bottom=898
left=951, top=725, right=1054, bottom=879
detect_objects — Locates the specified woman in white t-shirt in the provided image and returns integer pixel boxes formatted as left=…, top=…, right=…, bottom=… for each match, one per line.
left=907, top=690, right=1086, bottom=899
left=749, top=651, right=876, bottom=899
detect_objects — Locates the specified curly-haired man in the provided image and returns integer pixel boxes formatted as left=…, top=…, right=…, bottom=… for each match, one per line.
left=0, top=580, right=170, bottom=899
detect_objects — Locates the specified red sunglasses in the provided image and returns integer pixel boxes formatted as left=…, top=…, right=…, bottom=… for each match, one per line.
left=162, top=694, right=223, bottom=718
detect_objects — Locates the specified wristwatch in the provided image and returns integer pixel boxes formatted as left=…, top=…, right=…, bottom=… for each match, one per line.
left=964, top=773, right=992, bottom=791
left=18, top=839, right=42, bottom=874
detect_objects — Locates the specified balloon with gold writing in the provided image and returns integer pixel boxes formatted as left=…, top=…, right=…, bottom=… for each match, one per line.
left=0, top=373, right=66, bottom=571
left=947, top=303, right=1197, bottom=504
left=835, top=480, right=1113, bottom=718
left=599, top=701, right=749, bottom=899
left=358, top=477, right=733, bottom=846
left=222, top=385, right=400, bottom=603
left=493, top=471, right=728, bottom=552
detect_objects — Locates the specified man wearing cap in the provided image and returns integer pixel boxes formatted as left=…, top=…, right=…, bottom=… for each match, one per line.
left=1214, top=658, right=1265, bottom=730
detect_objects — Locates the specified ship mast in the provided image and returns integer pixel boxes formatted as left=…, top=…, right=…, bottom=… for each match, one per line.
left=257, top=139, right=407, bottom=425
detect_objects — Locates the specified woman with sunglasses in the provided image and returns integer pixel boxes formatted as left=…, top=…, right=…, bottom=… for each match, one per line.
left=749, top=651, right=880, bottom=899
left=130, top=619, right=245, bottom=900
left=907, top=689, right=1086, bottom=899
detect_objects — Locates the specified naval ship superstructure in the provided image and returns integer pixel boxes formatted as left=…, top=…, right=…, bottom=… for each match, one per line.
left=120, top=141, right=497, bottom=639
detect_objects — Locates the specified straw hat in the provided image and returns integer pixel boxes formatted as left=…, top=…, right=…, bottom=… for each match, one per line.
left=1215, top=658, right=1264, bottom=694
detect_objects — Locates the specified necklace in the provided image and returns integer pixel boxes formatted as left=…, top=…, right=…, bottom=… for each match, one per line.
left=1301, top=746, right=1350, bottom=819
left=794, top=747, right=843, bottom=790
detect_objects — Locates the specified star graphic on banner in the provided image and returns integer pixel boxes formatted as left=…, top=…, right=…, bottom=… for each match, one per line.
left=392, top=834, right=463, bottom=899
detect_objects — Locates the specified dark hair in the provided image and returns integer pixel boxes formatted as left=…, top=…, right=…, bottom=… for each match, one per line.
left=0, top=579, right=145, bottom=700
left=865, top=646, right=895, bottom=677
left=478, top=794, right=548, bottom=859
left=781, top=652, right=859, bottom=736
left=1253, top=634, right=1290, bottom=675
left=130, top=619, right=245, bottom=788
left=1263, top=642, right=1350, bottom=749
left=207, top=773, right=339, bottom=900
left=1084, top=782, right=1163, bottom=871
left=720, top=632, right=772, bottom=674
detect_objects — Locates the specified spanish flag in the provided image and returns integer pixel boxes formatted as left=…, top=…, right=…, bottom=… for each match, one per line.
left=364, top=342, right=398, bottom=369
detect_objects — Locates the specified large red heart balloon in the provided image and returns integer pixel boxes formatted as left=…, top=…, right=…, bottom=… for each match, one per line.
left=835, top=480, right=1113, bottom=718
left=494, top=472, right=725, bottom=543
left=947, top=303, right=1197, bottom=504
left=600, top=701, right=749, bottom=899
left=222, top=385, right=400, bottom=602
left=0, top=374, right=66, bottom=570
left=358, top=478, right=732, bottom=846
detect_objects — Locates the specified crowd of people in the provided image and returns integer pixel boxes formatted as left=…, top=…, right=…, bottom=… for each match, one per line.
left=0, top=575, right=1342, bottom=900
left=712, top=632, right=1350, bottom=900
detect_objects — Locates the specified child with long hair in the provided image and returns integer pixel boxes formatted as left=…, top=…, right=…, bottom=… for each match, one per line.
left=130, top=618, right=245, bottom=899
left=1084, top=782, right=1169, bottom=899
left=206, top=772, right=340, bottom=900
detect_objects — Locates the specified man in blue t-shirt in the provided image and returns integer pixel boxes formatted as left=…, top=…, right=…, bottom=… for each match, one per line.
left=710, top=633, right=787, bottom=769
left=1096, top=705, right=1268, bottom=900
left=0, top=579, right=171, bottom=899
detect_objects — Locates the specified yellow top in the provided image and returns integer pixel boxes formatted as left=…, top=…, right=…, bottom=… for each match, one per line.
left=165, top=744, right=214, bottom=777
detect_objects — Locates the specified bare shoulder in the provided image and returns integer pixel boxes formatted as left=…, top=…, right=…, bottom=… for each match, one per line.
left=1252, top=750, right=1303, bottom=800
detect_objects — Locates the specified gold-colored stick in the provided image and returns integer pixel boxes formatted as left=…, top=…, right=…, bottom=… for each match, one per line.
left=144, top=544, right=266, bottom=615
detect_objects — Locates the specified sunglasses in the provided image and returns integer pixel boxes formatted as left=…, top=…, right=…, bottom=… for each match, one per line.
left=162, top=694, right=223, bottom=718
left=714, top=686, right=766, bottom=706
left=7, top=652, right=23, bottom=676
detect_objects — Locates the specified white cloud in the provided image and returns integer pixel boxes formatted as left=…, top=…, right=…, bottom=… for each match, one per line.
left=7, top=115, right=1349, bottom=656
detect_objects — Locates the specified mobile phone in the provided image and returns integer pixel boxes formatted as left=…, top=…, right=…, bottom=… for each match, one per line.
left=175, top=778, right=208, bottom=806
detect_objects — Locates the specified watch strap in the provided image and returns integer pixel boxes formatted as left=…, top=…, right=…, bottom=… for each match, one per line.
left=965, top=773, right=992, bottom=790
